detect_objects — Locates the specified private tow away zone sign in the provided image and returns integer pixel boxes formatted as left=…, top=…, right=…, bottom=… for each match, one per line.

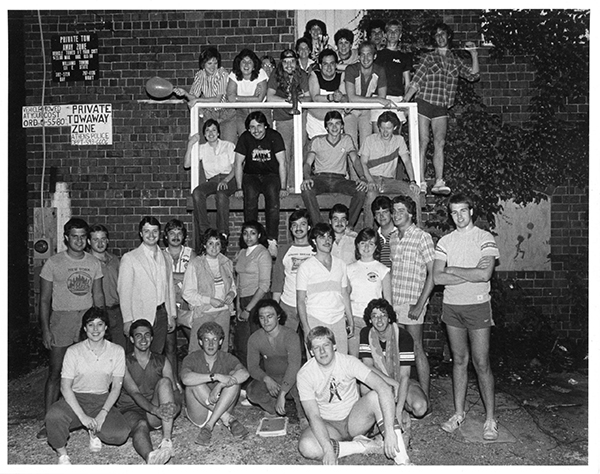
left=22, top=104, right=113, bottom=145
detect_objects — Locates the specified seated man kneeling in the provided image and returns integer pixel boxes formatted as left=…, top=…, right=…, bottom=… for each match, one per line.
left=296, top=326, right=409, bottom=465
left=246, top=299, right=306, bottom=424
left=359, top=299, right=428, bottom=437
left=300, top=110, right=368, bottom=229
left=118, top=319, right=182, bottom=464
left=181, top=321, right=249, bottom=446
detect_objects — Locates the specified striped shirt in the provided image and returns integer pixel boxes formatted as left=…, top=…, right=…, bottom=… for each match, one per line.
left=358, top=324, right=415, bottom=366
left=189, top=67, right=229, bottom=102
left=409, top=49, right=479, bottom=108
left=377, top=227, right=397, bottom=269
left=435, top=226, right=499, bottom=305
left=390, top=224, right=435, bottom=305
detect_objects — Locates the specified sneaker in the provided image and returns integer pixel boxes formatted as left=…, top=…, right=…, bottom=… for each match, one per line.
left=36, top=426, right=47, bottom=440
left=441, top=412, right=465, bottom=433
left=239, top=389, right=252, bottom=407
left=227, top=418, right=249, bottom=439
left=267, top=239, right=278, bottom=258
left=148, top=446, right=172, bottom=464
left=352, top=434, right=383, bottom=455
left=431, top=179, right=451, bottom=195
left=58, top=454, right=71, bottom=465
left=195, top=426, right=212, bottom=446
left=159, top=438, right=174, bottom=455
left=89, top=431, right=102, bottom=452
left=419, top=181, right=427, bottom=194
left=483, top=419, right=499, bottom=441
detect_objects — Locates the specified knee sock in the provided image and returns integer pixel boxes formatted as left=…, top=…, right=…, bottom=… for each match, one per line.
left=377, top=419, right=410, bottom=464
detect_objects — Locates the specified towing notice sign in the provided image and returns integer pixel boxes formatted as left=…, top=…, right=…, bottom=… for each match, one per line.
left=22, top=104, right=113, bottom=145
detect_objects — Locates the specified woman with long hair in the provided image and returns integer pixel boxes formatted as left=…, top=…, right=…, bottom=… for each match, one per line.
left=226, top=48, right=269, bottom=139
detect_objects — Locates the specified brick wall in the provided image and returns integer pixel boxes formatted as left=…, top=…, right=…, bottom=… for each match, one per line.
left=16, top=10, right=588, bottom=359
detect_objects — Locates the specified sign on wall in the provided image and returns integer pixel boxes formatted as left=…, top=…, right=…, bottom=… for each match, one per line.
left=51, top=32, right=99, bottom=82
left=22, top=104, right=113, bottom=145
left=495, top=198, right=551, bottom=271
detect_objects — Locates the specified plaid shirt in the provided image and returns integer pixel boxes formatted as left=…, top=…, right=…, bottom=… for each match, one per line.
left=409, top=49, right=479, bottom=108
left=390, top=224, right=435, bottom=305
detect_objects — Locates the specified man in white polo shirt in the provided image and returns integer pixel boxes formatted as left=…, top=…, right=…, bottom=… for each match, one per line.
left=296, top=223, right=354, bottom=355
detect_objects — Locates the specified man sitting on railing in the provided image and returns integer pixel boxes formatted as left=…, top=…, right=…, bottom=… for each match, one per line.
left=307, top=48, right=347, bottom=141
left=360, top=111, right=420, bottom=229
left=300, top=111, right=368, bottom=229
left=234, top=111, right=288, bottom=257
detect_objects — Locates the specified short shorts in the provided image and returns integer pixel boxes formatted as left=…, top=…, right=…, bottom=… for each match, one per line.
left=324, top=415, right=352, bottom=441
left=395, top=301, right=428, bottom=325
left=49, top=309, right=88, bottom=347
left=371, top=95, right=406, bottom=123
left=416, top=98, right=448, bottom=120
left=442, top=301, right=494, bottom=330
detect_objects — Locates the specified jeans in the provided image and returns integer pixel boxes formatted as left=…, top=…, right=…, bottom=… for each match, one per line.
left=301, top=173, right=366, bottom=228
left=242, top=173, right=281, bottom=241
left=192, top=174, right=238, bottom=251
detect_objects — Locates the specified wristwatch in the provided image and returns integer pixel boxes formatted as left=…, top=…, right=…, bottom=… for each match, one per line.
left=209, top=373, right=215, bottom=382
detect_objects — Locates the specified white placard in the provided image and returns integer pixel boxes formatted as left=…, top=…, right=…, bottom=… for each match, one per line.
left=22, top=104, right=113, bottom=145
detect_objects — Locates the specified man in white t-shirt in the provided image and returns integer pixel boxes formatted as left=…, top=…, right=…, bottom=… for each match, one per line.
left=296, top=326, right=407, bottom=465
left=433, top=193, right=500, bottom=441
left=272, top=209, right=315, bottom=332
left=296, top=223, right=353, bottom=355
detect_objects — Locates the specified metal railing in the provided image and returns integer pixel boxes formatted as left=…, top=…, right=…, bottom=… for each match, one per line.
left=189, top=101, right=420, bottom=194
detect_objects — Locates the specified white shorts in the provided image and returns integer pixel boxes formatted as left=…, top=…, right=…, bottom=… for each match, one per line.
left=394, top=301, right=428, bottom=325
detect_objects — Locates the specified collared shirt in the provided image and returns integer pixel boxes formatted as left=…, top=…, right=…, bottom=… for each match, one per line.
left=331, top=229, right=358, bottom=265
left=409, top=49, right=479, bottom=108
left=190, top=67, right=229, bottom=101
left=390, top=224, right=435, bottom=305
left=96, top=251, right=119, bottom=307
left=199, top=139, right=236, bottom=180
left=62, top=339, right=125, bottom=394
left=378, top=226, right=397, bottom=269
left=142, top=244, right=166, bottom=305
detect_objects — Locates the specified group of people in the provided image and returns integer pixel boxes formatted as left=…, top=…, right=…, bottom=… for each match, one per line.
left=177, top=18, right=479, bottom=253
left=36, top=16, right=494, bottom=467
left=38, top=184, right=499, bottom=465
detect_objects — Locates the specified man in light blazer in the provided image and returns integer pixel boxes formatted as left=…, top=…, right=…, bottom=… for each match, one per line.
left=118, top=216, right=177, bottom=354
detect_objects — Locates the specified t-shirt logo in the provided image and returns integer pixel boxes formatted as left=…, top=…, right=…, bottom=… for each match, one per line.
left=367, top=271, right=379, bottom=283
left=251, top=146, right=272, bottom=163
left=291, top=256, right=310, bottom=272
left=67, top=271, right=93, bottom=296
left=328, top=377, right=342, bottom=402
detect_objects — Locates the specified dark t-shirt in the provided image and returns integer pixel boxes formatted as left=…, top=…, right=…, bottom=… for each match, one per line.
left=358, top=324, right=415, bottom=367
left=267, top=72, right=309, bottom=122
left=374, top=49, right=413, bottom=96
left=235, top=128, right=285, bottom=175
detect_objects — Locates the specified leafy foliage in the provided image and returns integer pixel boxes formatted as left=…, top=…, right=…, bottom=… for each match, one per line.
left=364, top=9, right=589, bottom=230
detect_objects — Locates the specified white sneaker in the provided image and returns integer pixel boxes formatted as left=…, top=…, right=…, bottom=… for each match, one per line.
left=159, top=438, right=174, bottom=457
left=352, top=434, right=383, bottom=455
left=420, top=181, right=428, bottom=194
left=58, top=454, right=71, bottom=465
left=89, top=432, right=102, bottom=452
left=267, top=239, right=278, bottom=258
left=431, top=179, right=451, bottom=195
left=147, top=446, right=171, bottom=465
